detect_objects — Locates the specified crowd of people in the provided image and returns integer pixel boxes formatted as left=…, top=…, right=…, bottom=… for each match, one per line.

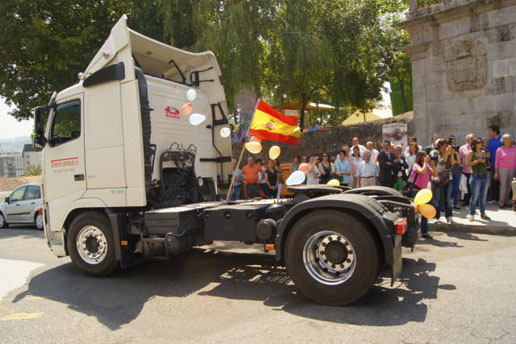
left=230, top=124, right=516, bottom=238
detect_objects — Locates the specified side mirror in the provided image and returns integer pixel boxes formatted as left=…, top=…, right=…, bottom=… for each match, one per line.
left=33, top=135, right=48, bottom=150
left=4, top=197, right=10, bottom=204
left=33, top=106, right=49, bottom=151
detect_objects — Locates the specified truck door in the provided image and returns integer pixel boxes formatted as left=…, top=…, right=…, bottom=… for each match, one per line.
left=44, top=96, right=86, bottom=218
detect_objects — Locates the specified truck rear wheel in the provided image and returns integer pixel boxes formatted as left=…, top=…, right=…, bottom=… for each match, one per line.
left=285, top=211, right=378, bottom=305
left=67, top=212, right=118, bottom=276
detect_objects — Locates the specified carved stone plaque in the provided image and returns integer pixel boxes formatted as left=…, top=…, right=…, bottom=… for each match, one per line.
left=445, top=40, right=487, bottom=91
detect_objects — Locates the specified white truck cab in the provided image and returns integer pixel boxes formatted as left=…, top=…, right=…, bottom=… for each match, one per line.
left=34, top=15, right=417, bottom=306
left=34, top=15, right=231, bottom=256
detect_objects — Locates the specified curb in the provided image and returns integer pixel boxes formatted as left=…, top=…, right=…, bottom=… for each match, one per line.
left=429, top=223, right=516, bottom=236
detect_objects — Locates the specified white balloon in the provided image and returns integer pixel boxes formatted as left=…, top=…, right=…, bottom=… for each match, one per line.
left=189, top=113, right=206, bottom=126
left=220, top=127, right=231, bottom=138
left=187, top=88, right=197, bottom=102
left=286, top=171, right=306, bottom=186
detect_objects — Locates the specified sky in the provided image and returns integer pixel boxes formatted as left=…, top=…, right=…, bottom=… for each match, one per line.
left=0, top=97, right=34, bottom=139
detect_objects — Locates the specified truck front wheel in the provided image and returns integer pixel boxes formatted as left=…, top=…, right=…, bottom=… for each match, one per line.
left=67, top=212, right=118, bottom=276
left=285, top=211, right=378, bottom=306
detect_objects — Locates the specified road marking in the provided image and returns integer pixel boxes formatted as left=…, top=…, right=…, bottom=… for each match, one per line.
left=0, top=312, right=43, bottom=321
left=0, top=259, right=43, bottom=300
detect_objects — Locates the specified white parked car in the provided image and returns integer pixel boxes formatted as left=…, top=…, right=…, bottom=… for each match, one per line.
left=0, top=183, right=44, bottom=230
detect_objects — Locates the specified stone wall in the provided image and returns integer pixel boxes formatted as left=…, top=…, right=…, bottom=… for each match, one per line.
left=232, top=112, right=414, bottom=162
left=400, top=0, right=516, bottom=146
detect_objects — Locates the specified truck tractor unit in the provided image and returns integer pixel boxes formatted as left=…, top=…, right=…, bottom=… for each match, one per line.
left=33, top=16, right=420, bottom=305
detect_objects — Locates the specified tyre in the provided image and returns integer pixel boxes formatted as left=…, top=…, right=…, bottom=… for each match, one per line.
left=0, top=213, right=8, bottom=228
left=34, top=212, right=44, bottom=230
left=67, top=211, right=118, bottom=276
left=285, top=210, right=379, bottom=306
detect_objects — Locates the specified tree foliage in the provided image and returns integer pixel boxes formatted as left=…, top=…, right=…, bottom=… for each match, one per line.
left=0, top=0, right=412, bottom=128
left=0, top=0, right=163, bottom=120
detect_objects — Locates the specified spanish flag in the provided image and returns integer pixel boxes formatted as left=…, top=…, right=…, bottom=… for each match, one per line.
left=248, top=100, right=301, bottom=145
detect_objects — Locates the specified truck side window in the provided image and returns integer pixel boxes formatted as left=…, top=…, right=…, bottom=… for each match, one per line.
left=50, top=100, right=81, bottom=147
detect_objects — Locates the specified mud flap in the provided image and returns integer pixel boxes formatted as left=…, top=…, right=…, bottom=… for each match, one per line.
left=391, top=235, right=403, bottom=285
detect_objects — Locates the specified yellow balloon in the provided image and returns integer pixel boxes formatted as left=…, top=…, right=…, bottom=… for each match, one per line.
left=269, top=145, right=281, bottom=160
left=418, top=203, right=437, bottom=219
left=414, top=188, right=433, bottom=206
left=245, top=141, right=262, bottom=154
left=326, top=179, right=340, bottom=186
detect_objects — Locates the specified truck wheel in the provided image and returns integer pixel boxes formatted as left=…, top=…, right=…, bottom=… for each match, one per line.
left=34, top=213, right=44, bottom=230
left=285, top=211, right=378, bottom=306
left=0, top=213, right=8, bottom=228
left=67, top=212, right=118, bottom=276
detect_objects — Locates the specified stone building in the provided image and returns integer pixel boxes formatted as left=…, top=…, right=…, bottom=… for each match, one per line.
left=400, top=0, right=516, bottom=145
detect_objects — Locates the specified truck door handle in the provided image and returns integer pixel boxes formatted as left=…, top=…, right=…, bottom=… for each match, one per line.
left=16, top=204, right=20, bottom=206
left=31, top=202, right=36, bottom=205
left=74, top=174, right=85, bottom=181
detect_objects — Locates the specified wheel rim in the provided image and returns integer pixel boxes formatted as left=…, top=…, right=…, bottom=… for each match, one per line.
left=35, top=214, right=44, bottom=229
left=76, top=225, right=108, bottom=265
left=303, top=230, right=357, bottom=286
left=0, top=215, right=4, bottom=227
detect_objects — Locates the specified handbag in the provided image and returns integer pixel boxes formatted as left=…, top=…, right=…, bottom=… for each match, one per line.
left=432, top=169, right=451, bottom=188
left=402, top=169, right=420, bottom=196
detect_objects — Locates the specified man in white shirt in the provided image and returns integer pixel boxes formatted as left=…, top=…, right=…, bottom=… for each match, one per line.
left=357, top=150, right=378, bottom=187
left=351, top=137, right=367, bottom=155
left=366, top=141, right=379, bottom=163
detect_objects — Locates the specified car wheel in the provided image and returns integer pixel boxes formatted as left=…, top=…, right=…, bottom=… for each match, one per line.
left=67, top=211, right=118, bottom=276
left=285, top=210, right=378, bottom=306
left=34, top=212, right=44, bottom=230
left=0, top=213, right=8, bottom=228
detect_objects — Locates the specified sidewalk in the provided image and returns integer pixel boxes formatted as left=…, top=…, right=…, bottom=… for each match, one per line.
left=429, top=203, right=516, bottom=235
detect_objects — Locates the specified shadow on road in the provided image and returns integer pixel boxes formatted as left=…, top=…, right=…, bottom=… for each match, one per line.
left=13, top=249, right=447, bottom=329
left=445, top=231, right=488, bottom=242
left=416, top=236, right=464, bottom=248
left=0, top=227, right=43, bottom=240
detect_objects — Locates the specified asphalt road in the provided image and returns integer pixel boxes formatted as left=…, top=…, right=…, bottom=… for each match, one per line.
left=1, top=226, right=515, bottom=344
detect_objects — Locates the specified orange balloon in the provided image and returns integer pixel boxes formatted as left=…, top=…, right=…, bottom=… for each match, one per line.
left=181, top=103, right=193, bottom=116
left=298, top=163, right=310, bottom=173
left=418, top=204, right=437, bottom=219
left=249, top=136, right=262, bottom=143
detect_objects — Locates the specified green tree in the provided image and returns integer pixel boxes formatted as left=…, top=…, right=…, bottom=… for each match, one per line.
left=0, top=0, right=164, bottom=120
left=265, top=0, right=333, bottom=129
left=372, top=11, right=413, bottom=114
left=1, top=0, right=412, bottom=130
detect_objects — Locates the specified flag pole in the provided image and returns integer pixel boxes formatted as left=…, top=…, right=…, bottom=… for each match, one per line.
left=226, top=99, right=260, bottom=202
left=226, top=144, right=246, bottom=201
